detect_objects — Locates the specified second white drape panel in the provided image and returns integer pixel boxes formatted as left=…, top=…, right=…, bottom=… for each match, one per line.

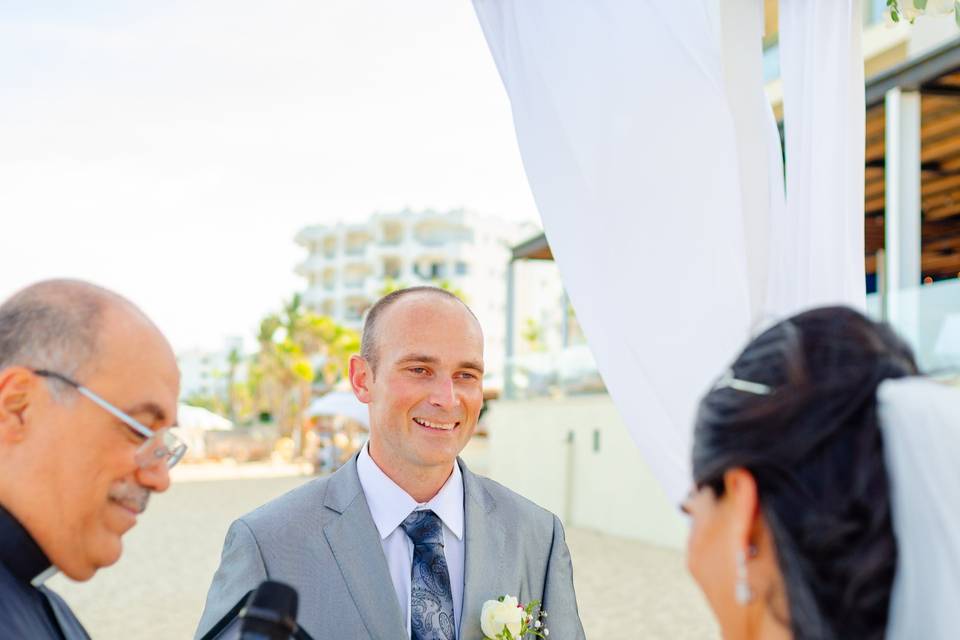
left=772, top=0, right=866, bottom=316
left=472, top=0, right=753, bottom=501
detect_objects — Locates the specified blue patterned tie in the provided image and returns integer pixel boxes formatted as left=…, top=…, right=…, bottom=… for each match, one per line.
left=401, top=510, right=456, bottom=640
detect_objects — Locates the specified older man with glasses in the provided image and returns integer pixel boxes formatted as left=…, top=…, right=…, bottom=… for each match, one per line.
left=0, top=279, right=184, bottom=639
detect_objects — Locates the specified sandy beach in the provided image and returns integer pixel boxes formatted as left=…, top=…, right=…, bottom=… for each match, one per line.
left=49, top=472, right=717, bottom=639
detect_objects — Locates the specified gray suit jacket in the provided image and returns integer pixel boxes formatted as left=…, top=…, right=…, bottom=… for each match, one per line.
left=195, top=456, right=585, bottom=640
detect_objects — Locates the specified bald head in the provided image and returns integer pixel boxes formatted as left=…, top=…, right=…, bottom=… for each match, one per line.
left=0, top=279, right=164, bottom=385
left=361, top=287, right=480, bottom=374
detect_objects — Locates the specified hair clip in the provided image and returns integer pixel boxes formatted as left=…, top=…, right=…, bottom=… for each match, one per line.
left=714, top=369, right=773, bottom=395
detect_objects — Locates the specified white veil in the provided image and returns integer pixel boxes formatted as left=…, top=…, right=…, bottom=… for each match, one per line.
left=878, top=377, right=960, bottom=639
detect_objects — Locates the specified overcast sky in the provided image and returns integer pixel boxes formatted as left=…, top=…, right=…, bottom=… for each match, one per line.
left=0, top=0, right=539, bottom=354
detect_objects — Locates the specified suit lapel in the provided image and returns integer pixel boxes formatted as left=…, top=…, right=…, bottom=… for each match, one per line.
left=39, top=587, right=91, bottom=640
left=459, top=459, right=507, bottom=640
left=322, top=457, right=406, bottom=640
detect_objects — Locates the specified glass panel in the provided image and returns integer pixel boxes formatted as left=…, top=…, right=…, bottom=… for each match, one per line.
left=882, top=280, right=960, bottom=376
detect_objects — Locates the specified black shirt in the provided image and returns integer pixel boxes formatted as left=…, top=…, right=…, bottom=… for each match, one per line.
left=0, top=503, right=90, bottom=639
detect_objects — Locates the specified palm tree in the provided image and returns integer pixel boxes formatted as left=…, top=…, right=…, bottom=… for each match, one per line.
left=250, top=295, right=360, bottom=453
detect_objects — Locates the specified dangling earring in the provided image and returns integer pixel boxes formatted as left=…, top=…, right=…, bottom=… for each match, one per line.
left=735, top=548, right=753, bottom=605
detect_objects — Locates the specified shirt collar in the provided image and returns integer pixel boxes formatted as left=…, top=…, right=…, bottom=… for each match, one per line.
left=0, top=502, right=53, bottom=585
left=357, top=443, right=464, bottom=541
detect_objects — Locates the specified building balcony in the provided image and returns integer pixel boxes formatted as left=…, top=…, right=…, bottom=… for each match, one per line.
left=412, top=216, right=473, bottom=247
left=378, top=220, right=405, bottom=246
left=301, top=287, right=329, bottom=308
left=294, top=225, right=335, bottom=246
left=295, top=255, right=328, bottom=275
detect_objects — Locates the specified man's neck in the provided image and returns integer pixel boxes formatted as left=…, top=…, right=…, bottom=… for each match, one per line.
left=366, top=442, right=454, bottom=503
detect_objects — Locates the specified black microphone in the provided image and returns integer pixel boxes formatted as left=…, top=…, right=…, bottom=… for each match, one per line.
left=238, top=581, right=299, bottom=640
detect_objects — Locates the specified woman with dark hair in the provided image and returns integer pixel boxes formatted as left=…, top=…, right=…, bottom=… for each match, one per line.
left=682, top=306, right=960, bottom=639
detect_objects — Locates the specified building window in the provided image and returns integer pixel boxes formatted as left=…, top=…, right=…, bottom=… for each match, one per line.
left=455, top=261, right=469, bottom=276
left=413, top=261, right=446, bottom=280
left=323, top=237, right=337, bottom=258
left=383, top=257, right=403, bottom=279
left=381, top=222, right=404, bottom=246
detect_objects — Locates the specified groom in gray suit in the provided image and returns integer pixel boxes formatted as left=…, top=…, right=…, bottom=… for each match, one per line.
left=196, top=287, right=585, bottom=640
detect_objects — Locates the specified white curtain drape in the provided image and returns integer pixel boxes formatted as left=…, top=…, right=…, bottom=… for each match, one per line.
left=772, top=0, right=866, bottom=316
left=472, top=0, right=864, bottom=502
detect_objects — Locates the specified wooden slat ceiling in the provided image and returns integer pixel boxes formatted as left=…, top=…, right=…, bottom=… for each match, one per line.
left=865, top=74, right=960, bottom=281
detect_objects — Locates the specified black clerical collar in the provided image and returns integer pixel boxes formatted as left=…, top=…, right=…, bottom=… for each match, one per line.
left=0, top=502, right=53, bottom=585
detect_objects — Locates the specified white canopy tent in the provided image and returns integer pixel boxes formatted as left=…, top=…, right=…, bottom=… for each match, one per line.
left=174, top=403, right=233, bottom=460
left=306, top=391, right=370, bottom=428
left=177, top=403, right=234, bottom=431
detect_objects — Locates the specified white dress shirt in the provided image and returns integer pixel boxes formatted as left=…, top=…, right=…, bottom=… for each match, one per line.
left=357, top=443, right=465, bottom=638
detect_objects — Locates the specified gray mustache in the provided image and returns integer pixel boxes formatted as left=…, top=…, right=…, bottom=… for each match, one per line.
left=108, top=482, right=151, bottom=514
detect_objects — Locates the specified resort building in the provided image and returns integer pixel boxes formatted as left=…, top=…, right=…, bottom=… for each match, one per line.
left=294, top=208, right=541, bottom=388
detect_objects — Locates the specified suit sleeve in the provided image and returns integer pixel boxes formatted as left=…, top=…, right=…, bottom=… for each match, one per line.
left=194, top=518, right=269, bottom=639
left=542, top=515, right=586, bottom=640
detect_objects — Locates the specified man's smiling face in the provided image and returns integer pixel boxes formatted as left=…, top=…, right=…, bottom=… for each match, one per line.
left=357, top=292, right=484, bottom=476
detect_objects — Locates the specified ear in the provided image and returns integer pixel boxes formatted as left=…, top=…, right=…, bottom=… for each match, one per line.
left=722, top=467, right=760, bottom=547
left=0, top=367, right=37, bottom=444
left=349, top=355, right=373, bottom=404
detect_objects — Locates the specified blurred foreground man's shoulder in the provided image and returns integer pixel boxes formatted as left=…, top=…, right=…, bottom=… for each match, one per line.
left=0, top=279, right=182, bottom=639
left=197, top=287, right=584, bottom=640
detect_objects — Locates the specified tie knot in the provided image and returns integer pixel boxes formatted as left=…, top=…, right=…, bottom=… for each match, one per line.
left=401, top=510, right=444, bottom=547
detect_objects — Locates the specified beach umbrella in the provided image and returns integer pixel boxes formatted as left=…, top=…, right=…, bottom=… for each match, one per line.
left=306, top=391, right=369, bottom=428
left=177, top=404, right=233, bottom=431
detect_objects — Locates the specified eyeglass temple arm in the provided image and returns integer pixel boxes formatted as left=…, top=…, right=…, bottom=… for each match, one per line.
left=74, top=387, right=155, bottom=439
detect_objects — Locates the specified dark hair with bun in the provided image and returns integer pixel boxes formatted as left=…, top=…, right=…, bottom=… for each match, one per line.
left=692, top=306, right=918, bottom=640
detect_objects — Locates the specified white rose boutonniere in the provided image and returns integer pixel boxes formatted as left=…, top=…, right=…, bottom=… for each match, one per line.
left=480, top=595, right=548, bottom=640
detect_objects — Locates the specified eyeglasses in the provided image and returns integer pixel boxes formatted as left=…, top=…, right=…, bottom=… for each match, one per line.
left=32, top=369, right=187, bottom=469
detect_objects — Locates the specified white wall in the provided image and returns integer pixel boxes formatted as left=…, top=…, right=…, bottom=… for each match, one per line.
left=483, top=394, right=689, bottom=550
